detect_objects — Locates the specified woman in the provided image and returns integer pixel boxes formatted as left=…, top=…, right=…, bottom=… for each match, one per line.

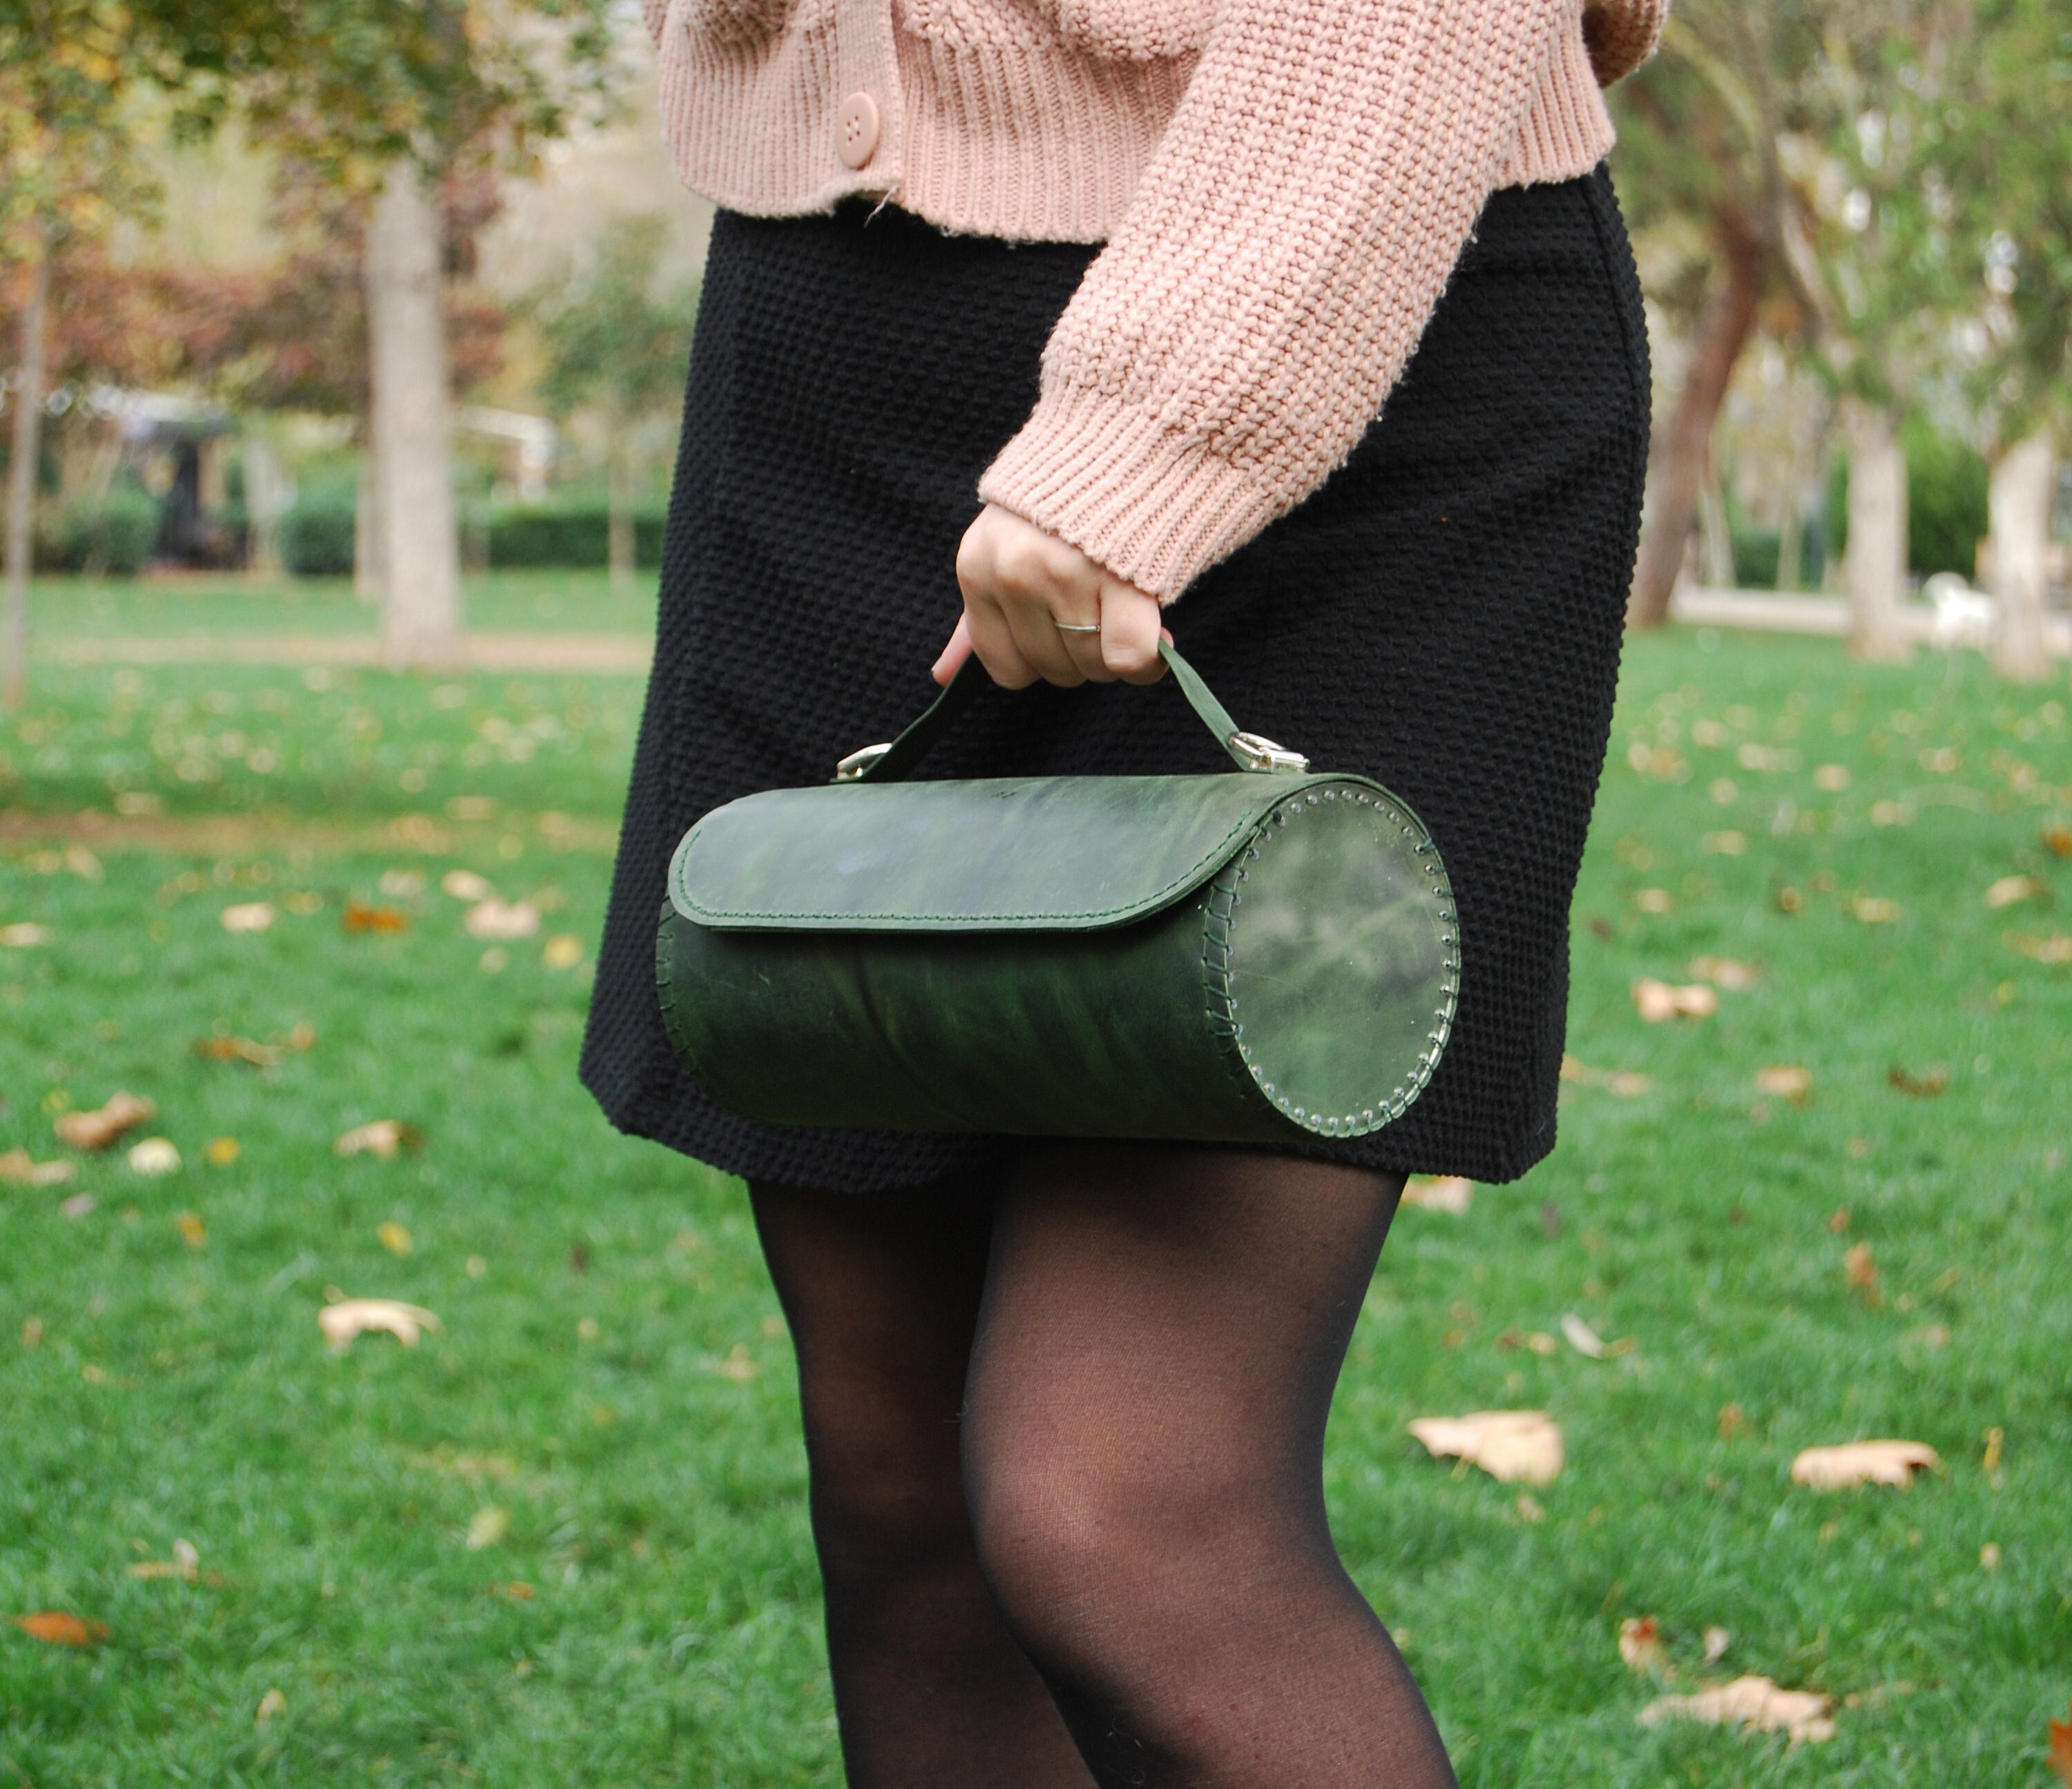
left=584, top=0, right=1662, bottom=1780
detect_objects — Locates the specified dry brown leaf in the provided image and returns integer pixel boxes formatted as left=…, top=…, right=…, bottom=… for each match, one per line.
left=0, top=1147, right=73, bottom=1186
left=0, top=921, right=53, bottom=948
left=1982, top=1426, right=2003, bottom=1471
left=711, top=1343, right=760, bottom=1381
left=54, top=1091, right=155, bottom=1151
left=1702, top=1626, right=1732, bottom=1663
left=1754, top=1065, right=1812, bottom=1104
left=378, top=1221, right=414, bottom=1256
left=465, top=1506, right=509, bottom=1551
left=1843, top=1241, right=1881, bottom=1305
left=490, top=1580, right=535, bottom=1600
left=335, top=1120, right=423, bottom=1160
left=343, top=900, right=410, bottom=935
left=2008, top=932, right=2072, bottom=964
left=1618, top=1616, right=1666, bottom=1674
left=2044, top=825, right=2072, bottom=859
left=1790, top=1439, right=1939, bottom=1490
left=1689, top=956, right=1760, bottom=991
left=1514, top=1493, right=1546, bottom=1523
left=174, top=1212, right=207, bottom=1248
left=441, top=869, right=495, bottom=901
left=128, top=1138, right=182, bottom=1175
left=11, top=1611, right=109, bottom=1647
left=204, top=1136, right=240, bottom=1167
left=256, top=1687, right=287, bottom=1725
left=1401, top=1175, right=1473, bottom=1215
left=1888, top=1064, right=1950, bottom=1098
left=1718, top=1403, right=1753, bottom=1440
left=2047, top=1704, right=2072, bottom=1787
left=317, top=1298, right=442, bottom=1351
left=1562, top=1055, right=1650, bottom=1096
left=466, top=899, right=541, bottom=941
left=191, top=1035, right=281, bottom=1069
left=1633, top=979, right=1718, bottom=1023
left=1406, top=1410, right=1563, bottom=1485
left=220, top=901, right=276, bottom=934
left=1634, top=888, right=1672, bottom=913
left=59, top=1192, right=97, bottom=1220
left=541, top=934, right=584, bottom=970
left=1983, top=874, right=2045, bottom=910
left=1849, top=895, right=1901, bottom=924
left=1638, top=1675, right=1835, bottom=1746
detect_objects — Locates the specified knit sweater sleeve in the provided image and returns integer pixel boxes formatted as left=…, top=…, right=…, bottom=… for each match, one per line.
left=978, top=0, right=1606, bottom=602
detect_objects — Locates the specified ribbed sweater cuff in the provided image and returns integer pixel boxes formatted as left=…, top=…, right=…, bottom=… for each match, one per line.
left=979, top=383, right=1285, bottom=603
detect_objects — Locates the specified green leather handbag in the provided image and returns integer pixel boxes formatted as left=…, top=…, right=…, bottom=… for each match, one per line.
left=655, top=642, right=1457, bottom=1142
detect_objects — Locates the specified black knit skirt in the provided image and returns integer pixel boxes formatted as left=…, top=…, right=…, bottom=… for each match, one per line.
left=582, top=169, right=1649, bottom=1193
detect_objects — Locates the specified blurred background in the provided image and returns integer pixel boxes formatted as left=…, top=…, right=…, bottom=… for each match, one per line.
left=3, top=4, right=2069, bottom=1783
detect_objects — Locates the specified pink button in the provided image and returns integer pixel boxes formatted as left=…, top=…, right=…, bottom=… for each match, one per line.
left=836, top=90, right=881, bottom=171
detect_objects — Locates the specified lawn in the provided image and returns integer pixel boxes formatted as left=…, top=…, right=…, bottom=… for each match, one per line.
left=3, top=611, right=2069, bottom=1786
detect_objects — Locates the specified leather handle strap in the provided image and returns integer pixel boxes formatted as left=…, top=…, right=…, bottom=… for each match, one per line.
left=849, top=641, right=1285, bottom=785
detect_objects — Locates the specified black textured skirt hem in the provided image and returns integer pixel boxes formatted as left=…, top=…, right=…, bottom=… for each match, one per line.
left=580, top=168, right=1649, bottom=1194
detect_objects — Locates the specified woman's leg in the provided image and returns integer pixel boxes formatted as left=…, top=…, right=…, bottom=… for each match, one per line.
left=749, top=1178, right=1095, bottom=1788
left=964, top=1146, right=1457, bottom=1789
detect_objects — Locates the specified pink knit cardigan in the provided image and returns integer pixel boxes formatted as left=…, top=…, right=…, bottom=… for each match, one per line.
left=644, top=0, right=1665, bottom=599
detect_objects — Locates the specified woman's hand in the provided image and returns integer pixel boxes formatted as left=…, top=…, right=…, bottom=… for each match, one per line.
left=937, top=504, right=1169, bottom=688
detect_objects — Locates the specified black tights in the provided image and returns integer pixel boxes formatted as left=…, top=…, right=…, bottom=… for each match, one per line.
left=750, top=1145, right=1457, bottom=1788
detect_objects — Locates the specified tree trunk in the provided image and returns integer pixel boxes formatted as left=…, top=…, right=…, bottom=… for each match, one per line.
left=363, top=160, right=463, bottom=667
left=353, top=445, right=384, bottom=601
left=1698, top=456, right=1736, bottom=589
left=1842, top=397, right=1912, bottom=664
left=3, top=216, right=51, bottom=711
left=606, top=428, right=636, bottom=596
left=1987, top=432, right=2057, bottom=684
left=1628, top=223, right=1765, bottom=627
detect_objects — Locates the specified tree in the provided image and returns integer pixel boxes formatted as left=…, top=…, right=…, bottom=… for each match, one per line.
left=525, top=214, right=698, bottom=593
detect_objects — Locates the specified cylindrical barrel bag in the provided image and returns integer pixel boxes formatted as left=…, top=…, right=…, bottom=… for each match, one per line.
left=655, top=642, right=1458, bottom=1142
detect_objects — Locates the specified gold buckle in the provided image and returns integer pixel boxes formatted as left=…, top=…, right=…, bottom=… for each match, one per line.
left=834, top=743, right=892, bottom=782
left=1227, top=731, right=1310, bottom=774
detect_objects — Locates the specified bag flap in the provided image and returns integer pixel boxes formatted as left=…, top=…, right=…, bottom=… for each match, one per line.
left=669, top=773, right=1341, bottom=932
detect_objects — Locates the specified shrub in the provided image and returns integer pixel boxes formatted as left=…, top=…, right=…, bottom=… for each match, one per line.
left=35, top=488, right=158, bottom=575
left=278, top=487, right=358, bottom=577
left=487, top=498, right=666, bottom=569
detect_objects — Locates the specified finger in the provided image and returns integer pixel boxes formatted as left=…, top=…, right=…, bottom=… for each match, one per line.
left=932, top=614, right=975, bottom=686
left=1101, top=585, right=1167, bottom=685
left=998, top=587, right=1088, bottom=687
left=962, top=592, right=1039, bottom=689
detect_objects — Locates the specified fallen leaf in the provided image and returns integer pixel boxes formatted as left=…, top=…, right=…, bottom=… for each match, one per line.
left=204, top=1136, right=240, bottom=1166
left=1983, top=1426, right=2004, bottom=1471
left=2048, top=1703, right=2072, bottom=1788
left=490, top=1580, right=535, bottom=1600
left=1618, top=1616, right=1667, bottom=1674
left=1828, top=1207, right=1851, bottom=1232
left=1634, top=888, right=1673, bottom=914
left=2008, top=932, right=2072, bottom=964
left=378, top=869, right=425, bottom=899
left=174, top=1212, right=207, bottom=1248
left=285, top=1021, right=317, bottom=1051
left=1514, top=1493, right=1545, bottom=1523
left=54, top=1091, right=155, bottom=1151
left=343, top=900, right=409, bottom=934
left=1561, top=1056, right=1651, bottom=1096
left=59, top=1192, right=98, bottom=1219
left=81, top=1362, right=108, bottom=1384
left=0, top=1147, right=73, bottom=1185
left=466, top=899, right=541, bottom=941
left=1843, top=1241, right=1881, bottom=1305
left=466, top=1506, right=509, bottom=1551
left=1638, top=1675, right=1835, bottom=1746
left=1633, top=979, right=1718, bottom=1023
left=1888, top=1064, right=1949, bottom=1098
left=317, top=1298, right=442, bottom=1351
left=220, top=901, right=276, bottom=934
left=128, top=1138, right=182, bottom=1175
left=1983, top=874, right=2045, bottom=910
left=1754, top=1065, right=1812, bottom=1103
left=1790, top=1439, right=1939, bottom=1490
left=335, top=1120, right=423, bottom=1160
left=1401, top=1175, right=1473, bottom=1215
left=256, top=1687, right=287, bottom=1724
left=1406, top=1410, right=1563, bottom=1485
left=1701, top=830, right=1747, bottom=856
left=1849, top=895, right=1901, bottom=924
left=0, top=922, right=53, bottom=948
left=191, top=1035, right=280, bottom=1068
left=1979, top=1542, right=2001, bottom=1571
left=10, top=1611, right=109, bottom=1647
left=1702, top=1626, right=1732, bottom=1663
left=541, top=933, right=584, bottom=970
left=1689, top=956, right=1760, bottom=991
left=125, top=1560, right=198, bottom=1581
left=2044, top=825, right=2072, bottom=859
left=21, top=1317, right=41, bottom=1346
left=441, top=869, right=495, bottom=901
left=1560, top=1312, right=1635, bottom=1360
left=1718, top=1403, right=1753, bottom=1440
left=711, top=1343, right=760, bottom=1381
left=378, top=1221, right=414, bottom=1256
left=1814, top=763, right=1852, bottom=792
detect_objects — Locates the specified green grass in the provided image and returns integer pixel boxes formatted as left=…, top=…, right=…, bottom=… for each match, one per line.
left=3, top=626, right=2070, bottom=1786
left=22, top=569, right=658, bottom=641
